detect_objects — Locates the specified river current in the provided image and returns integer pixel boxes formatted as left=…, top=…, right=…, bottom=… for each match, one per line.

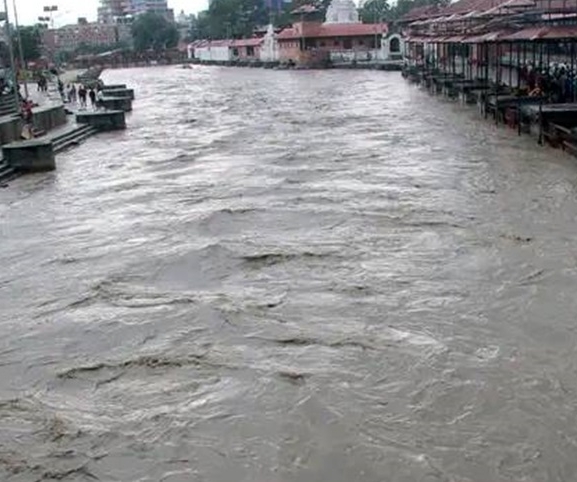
left=2, top=66, right=577, bottom=481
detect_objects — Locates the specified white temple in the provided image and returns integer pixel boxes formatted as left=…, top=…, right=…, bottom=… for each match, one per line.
left=260, top=24, right=279, bottom=62
left=324, top=0, right=360, bottom=24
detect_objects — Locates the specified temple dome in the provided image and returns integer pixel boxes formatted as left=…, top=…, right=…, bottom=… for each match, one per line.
left=324, top=0, right=360, bottom=24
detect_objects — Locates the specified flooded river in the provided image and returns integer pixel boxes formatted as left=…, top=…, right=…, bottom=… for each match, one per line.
left=2, top=66, right=577, bottom=481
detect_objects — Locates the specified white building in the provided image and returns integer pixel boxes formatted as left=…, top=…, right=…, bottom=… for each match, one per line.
left=192, top=40, right=232, bottom=62
left=259, top=24, right=279, bottom=62
left=324, top=0, right=360, bottom=24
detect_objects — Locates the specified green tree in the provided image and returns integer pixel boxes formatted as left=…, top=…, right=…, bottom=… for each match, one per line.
left=131, top=12, right=180, bottom=51
left=75, top=41, right=129, bottom=56
left=13, top=26, right=42, bottom=62
left=206, top=0, right=268, bottom=39
left=360, top=0, right=390, bottom=23
left=191, top=11, right=213, bottom=39
left=388, top=0, right=450, bottom=21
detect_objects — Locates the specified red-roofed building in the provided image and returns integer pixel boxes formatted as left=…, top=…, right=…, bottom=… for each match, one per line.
left=230, top=38, right=263, bottom=60
left=188, top=0, right=403, bottom=66
left=277, top=21, right=389, bottom=64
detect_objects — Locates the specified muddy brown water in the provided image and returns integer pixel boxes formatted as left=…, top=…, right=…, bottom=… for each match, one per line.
left=2, top=66, right=577, bottom=481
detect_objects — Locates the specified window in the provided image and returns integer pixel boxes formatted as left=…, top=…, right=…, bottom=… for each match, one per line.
left=334, top=40, right=339, bottom=47
left=233, top=48, right=239, bottom=57
left=358, top=40, right=364, bottom=46
left=343, top=38, right=352, bottom=49
left=390, top=37, right=400, bottom=53
left=247, top=46, right=254, bottom=56
left=319, top=41, right=325, bottom=47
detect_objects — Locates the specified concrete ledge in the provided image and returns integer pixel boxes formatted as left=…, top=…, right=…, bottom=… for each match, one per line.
left=76, top=110, right=126, bottom=131
left=101, top=88, right=135, bottom=100
left=0, top=115, right=22, bottom=145
left=3, top=139, right=55, bottom=172
left=102, top=84, right=127, bottom=90
left=100, top=96, right=132, bottom=112
left=32, top=104, right=66, bottom=133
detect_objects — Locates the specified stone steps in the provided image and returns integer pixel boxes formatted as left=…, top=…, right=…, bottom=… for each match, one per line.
left=0, top=95, right=18, bottom=117
left=0, top=159, right=16, bottom=184
left=52, top=124, right=97, bottom=153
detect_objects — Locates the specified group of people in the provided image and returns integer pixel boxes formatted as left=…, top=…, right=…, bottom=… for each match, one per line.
left=520, top=62, right=577, bottom=103
left=64, top=83, right=104, bottom=110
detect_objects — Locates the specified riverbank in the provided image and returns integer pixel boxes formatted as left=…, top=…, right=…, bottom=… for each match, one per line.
left=0, top=70, right=131, bottom=184
left=185, top=58, right=403, bottom=71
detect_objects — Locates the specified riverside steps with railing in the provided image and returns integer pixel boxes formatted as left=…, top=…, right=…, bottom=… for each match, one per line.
left=0, top=93, right=18, bottom=117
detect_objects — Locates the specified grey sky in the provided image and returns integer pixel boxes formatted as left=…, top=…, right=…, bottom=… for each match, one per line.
left=13, top=0, right=209, bottom=27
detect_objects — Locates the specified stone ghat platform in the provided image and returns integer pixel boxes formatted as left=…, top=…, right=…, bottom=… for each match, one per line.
left=3, top=139, right=55, bottom=173
left=0, top=110, right=126, bottom=181
left=102, top=88, right=135, bottom=100
left=100, top=96, right=132, bottom=112
left=76, top=110, right=126, bottom=131
left=0, top=103, right=67, bottom=146
left=0, top=75, right=134, bottom=183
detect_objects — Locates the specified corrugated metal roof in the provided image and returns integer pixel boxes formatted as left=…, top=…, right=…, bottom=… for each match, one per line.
left=462, top=30, right=510, bottom=42
left=501, top=24, right=577, bottom=40
left=400, top=5, right=441, bottom=21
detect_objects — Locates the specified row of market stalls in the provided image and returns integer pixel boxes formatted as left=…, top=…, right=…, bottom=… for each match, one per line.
left=400, top=0, right=577, bottom=152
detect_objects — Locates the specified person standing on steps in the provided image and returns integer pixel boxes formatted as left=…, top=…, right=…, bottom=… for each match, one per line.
left=20, top=99, right=34, bottom=140
left=88, top=88, right=96, bottom=109
left=70, top=84, right=77, bottom=104
left=78, top=85, right=87, bottom=109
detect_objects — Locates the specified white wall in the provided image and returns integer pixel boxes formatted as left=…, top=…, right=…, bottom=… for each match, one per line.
left=260, top=29, right=279, bottom=62
left=330, top=50, right=383, bottom=63
left=195, top=45, right=231, bottom=62
left=381, top=33, right=403, bottom=61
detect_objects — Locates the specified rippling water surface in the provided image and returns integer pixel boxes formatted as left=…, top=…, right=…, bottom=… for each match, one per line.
left=2, top=66, right=577, bottom=481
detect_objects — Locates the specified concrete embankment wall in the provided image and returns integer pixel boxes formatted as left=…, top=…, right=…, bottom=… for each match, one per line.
left=189, top=58, right=402, bottom=70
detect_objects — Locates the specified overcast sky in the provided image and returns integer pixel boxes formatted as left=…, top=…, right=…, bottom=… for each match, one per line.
left=14, top=0, right=209, bottom=27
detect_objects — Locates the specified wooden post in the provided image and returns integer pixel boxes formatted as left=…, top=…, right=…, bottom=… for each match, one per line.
left=518, top=98, right=522, bottom=136
left=509, top=42, right=513, bottom=88
left=571, top=39, right=575, bottom=102
left=538, top=99, right=543, bottom=145
left=495, top=43, right=500, bottom=125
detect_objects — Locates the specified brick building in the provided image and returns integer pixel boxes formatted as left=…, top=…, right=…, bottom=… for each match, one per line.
left=42, top=21, right=130, bottom=53
left=131, top=0, right=174, bottom=21
left=97, top=0, right=132, bottom=23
